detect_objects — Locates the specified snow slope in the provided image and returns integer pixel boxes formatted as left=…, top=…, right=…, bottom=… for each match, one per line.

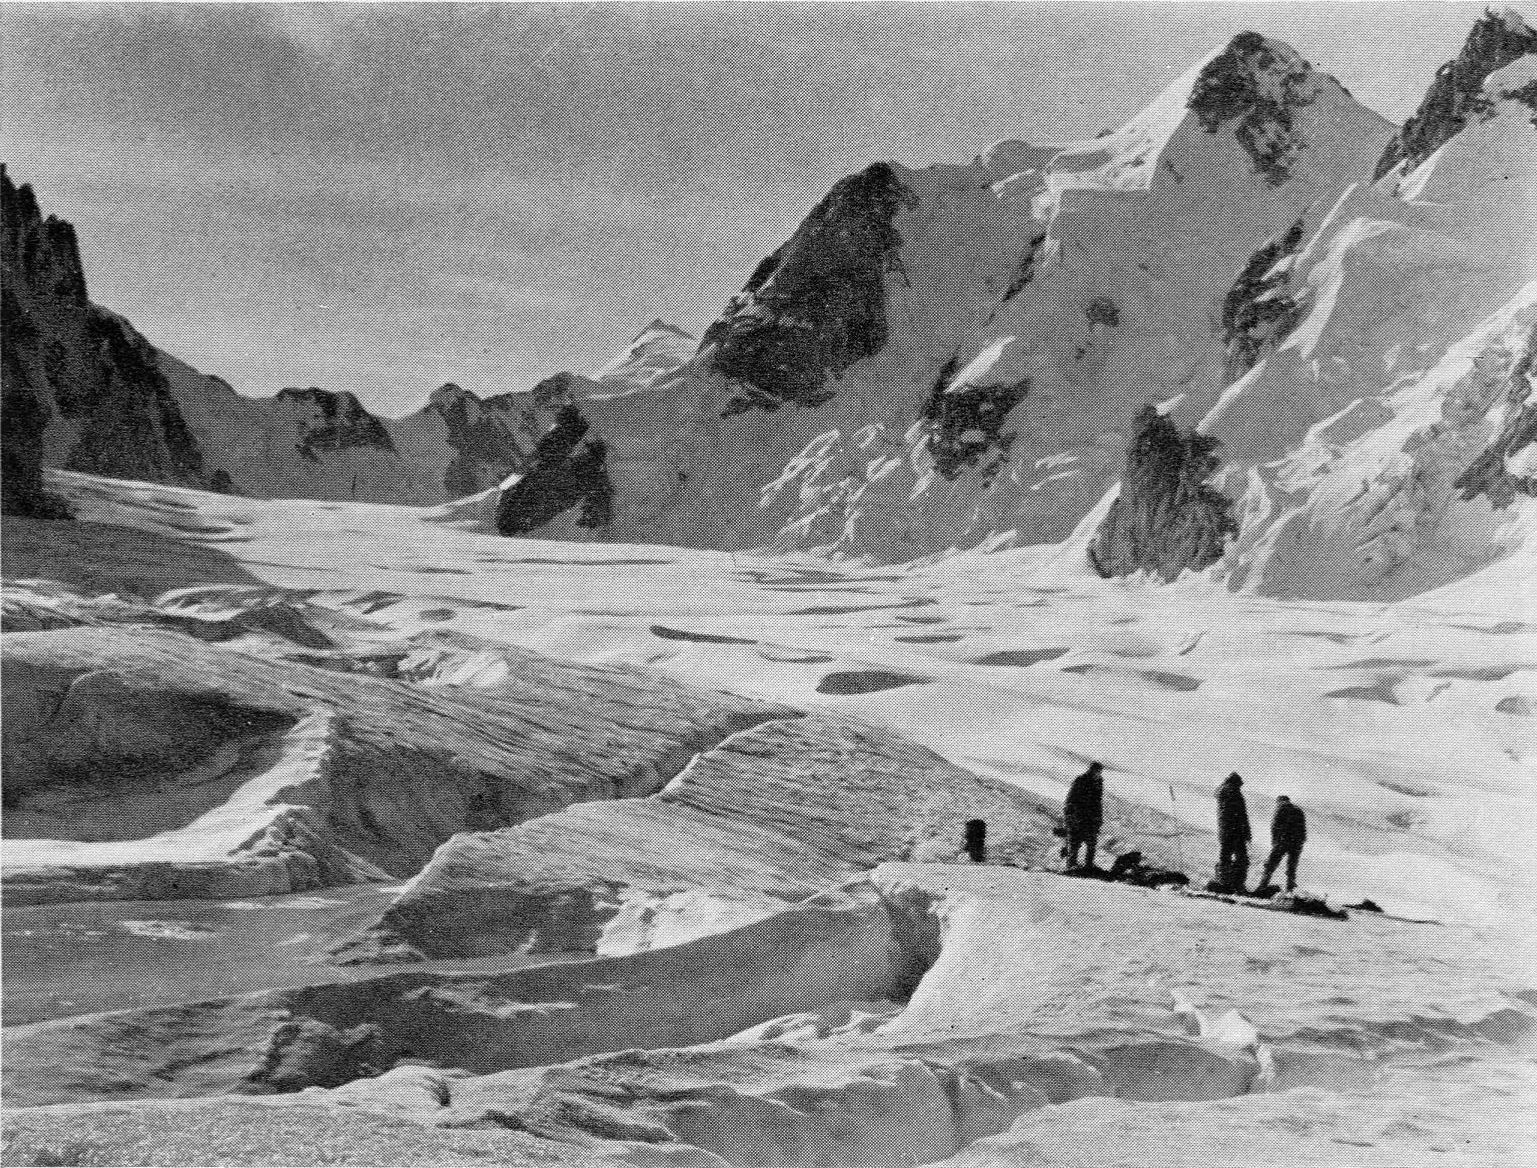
left=2, top=471, right=1532, bottom=1164
left=489, top=16, right=1536, bottom=611
left=13, top=468, right=1531, bottom=928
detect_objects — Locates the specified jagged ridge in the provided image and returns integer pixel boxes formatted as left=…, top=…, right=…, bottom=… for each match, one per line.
left=2, top=165, right=204, bottom=513
left=1374, top=7, right=1537, bottom=179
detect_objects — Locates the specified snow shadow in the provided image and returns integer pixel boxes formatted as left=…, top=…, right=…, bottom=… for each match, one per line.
left=791, top=599, right=937, bottom=616
left=971, top=648, right=1070, bottom=667
left=650, top=625, right=759, bottom=646
left=2, top=516, right=267, bottom=598
left=816, top=671, right=929, bottom=695
left=1325, top=681, right=1400, bottom=705
left=1138, top=671, right=1203, bottom=692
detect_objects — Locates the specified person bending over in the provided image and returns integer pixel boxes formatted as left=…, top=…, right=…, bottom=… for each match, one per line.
left=1260, top=795, right=1307, bottom=892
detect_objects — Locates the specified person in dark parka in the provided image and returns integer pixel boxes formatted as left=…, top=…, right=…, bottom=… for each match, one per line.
left=1063, top=762, right=1105, bottom=870
left=1215, top=772, right=1251, bottom=891
left=1260, top=795, right=1307, bottom=891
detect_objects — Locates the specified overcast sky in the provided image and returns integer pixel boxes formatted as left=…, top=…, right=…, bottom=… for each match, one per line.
left=0, top=2, right=1498, bottom=415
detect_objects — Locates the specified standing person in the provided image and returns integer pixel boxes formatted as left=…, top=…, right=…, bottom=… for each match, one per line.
left=1063, top=762, right=1105, bottom=870
left=1215, top=772, right=1251, bottom=892
left=1260, top=795, right=1307, bottom=891
left=964, top=819, right=987, bottom=864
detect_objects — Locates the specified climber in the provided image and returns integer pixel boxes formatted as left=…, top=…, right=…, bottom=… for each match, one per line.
left=1063, top=761, right=1105, bottom=870
left=1259, top=795, right=1307, bottom=892
left=1215, top=772, right=1251, bottom=892
left=964, top=818, right=987, bottom=864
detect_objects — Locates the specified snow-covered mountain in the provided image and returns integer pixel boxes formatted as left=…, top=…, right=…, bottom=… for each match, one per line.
left=1185, top=8, right=1537, bottom=600
left=159, top=328, right=697, bottom=505
left=499, top=13, right=1537, bottom=605
left=160, top=320, right=698, bottom=504
left=9, top=12, right=1533, bottom=604
left=498, top=32, right=1395, bottom=558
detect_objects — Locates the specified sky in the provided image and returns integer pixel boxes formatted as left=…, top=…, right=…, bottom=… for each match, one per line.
left=0, top=2, right=1504, bottom=416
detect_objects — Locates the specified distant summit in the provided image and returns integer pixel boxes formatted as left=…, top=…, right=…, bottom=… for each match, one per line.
left=2, top=168, right=696, bottom=508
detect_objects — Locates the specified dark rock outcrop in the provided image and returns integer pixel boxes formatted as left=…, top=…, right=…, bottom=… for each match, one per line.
left=1375, top=9, right=1537, bottom=179
left=2, top=165, right=203, bottom=509
left=702, top=162, right=917, bottom=413
left=1089, top=406, right=1238, bottom=580
left=1374, top=9, right=1537, bottom=179
left=1188, top=33, right=1316, bottom=185
left=922, top=358, right=1029, bottom=480
left=1455, top=326, right=1537, bottom=508
left=433, top=380, right=572, bottom=499
left=1, top=283, right=61, bottom=516
left=1221, top=219, right=1306, bottom=378
left=495, top=405, right=611, bottom=535
left=275, top=388, right=395, bottom=464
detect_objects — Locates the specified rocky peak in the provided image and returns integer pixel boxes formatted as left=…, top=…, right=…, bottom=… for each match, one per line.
left=1088, top=406, right=1238, bottom=581
left=1374, top=7, right=1537, bottom=180
left=2, top=163, right=88, bottom=305
left=698, top=161, right=917, bottom=412
left=3, top=165, right=203, bottom=509
left=633, top=319, right=693, bottom=343
left=428, top=382, right=479, bottom=409
left=1186, top=33, right=1329, bottom=185
left=274, top=387, right=395, bottom=460
left=495, top=404, right=611, bottom=535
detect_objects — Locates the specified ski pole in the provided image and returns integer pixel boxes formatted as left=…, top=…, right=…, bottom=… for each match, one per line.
left=1169, top=783, right=1187, bottom=872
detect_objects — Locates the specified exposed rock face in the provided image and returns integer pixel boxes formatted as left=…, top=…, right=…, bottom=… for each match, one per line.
left=433, top=382, right=553, bottom=498
left=1088, top=407, right=1237, bottom=580
left=2, top=165, right=203, bottom=509
left=1189, top=33, right=1316, bottom=184
left=276, top=388, right=396, bottom=463
left=704, top=163, right=915, bottom=413
left=1374, top=7, right=1537, bottom=179
left=1221, top=219, right=1305, bottom=378
left=1454, top=326, right=1537, bottom=508
left=494, top=405, right=612, bottom=535
left=923, top=359, right=1030, bottom=481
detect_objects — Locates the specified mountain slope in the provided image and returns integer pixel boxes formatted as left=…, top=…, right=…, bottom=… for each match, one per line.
left=497, top=34, right=1393, bottom=557
left=3, top=165, right=694, bottom=507
left=1184, top=15, right=1537, bottom=600
left=2, top=165, right=203, bottom=513
left=162, top=325, right=696, bottom=505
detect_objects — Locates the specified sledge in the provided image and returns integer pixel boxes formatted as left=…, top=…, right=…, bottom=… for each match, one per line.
left=1177, top=885, right=1348, bottom=921
left=1058, top=851, right=1190, bottom=889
